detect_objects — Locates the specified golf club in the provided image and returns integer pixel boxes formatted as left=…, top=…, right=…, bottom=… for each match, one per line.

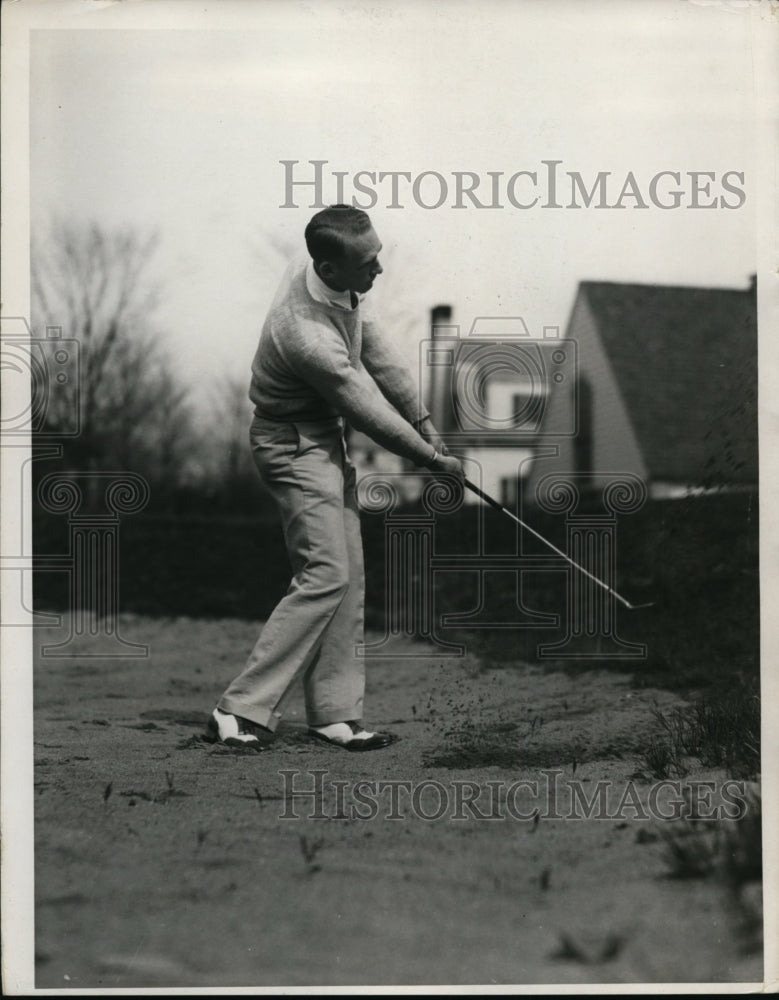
left=463, top=477, right=654, bottom=611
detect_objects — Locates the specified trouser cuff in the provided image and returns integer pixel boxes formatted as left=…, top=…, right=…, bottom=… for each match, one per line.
left=306, top=707, right=364, bottom=727
left=217, top=697, right=282, bottom=732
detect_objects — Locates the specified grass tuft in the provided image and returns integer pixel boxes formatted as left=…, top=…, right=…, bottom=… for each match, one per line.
left=638, top=674, right=760, bottom=782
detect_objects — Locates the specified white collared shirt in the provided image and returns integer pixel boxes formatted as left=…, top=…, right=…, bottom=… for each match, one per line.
left=306, top=260, right=376, bottom=320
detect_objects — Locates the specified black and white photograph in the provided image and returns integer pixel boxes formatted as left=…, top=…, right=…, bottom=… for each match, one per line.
left=1, top=0, right=777, bottom=992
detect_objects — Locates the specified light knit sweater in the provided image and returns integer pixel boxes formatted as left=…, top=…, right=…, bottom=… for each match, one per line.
left=249, top=256, right=434, bottom=466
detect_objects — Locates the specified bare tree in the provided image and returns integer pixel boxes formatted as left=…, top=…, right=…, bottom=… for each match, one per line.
left=32, top=219, right=195, bottom=499
left=200, top=372, right=266, bottom=511
left=211, top=373, right=253, bottom=483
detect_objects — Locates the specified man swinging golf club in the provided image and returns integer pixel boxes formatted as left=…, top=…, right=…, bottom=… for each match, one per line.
left=209, top=205, right=463, bottom=751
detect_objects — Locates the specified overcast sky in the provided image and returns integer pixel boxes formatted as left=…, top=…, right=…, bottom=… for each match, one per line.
left=28, top=0, right=760, bottom=407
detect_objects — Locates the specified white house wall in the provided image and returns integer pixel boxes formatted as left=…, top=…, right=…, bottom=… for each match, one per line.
left=527, top=293, right=648, bottom=499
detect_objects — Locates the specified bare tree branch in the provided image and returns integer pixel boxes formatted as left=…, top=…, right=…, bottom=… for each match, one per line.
left=31, top=218, right=195, bottom=502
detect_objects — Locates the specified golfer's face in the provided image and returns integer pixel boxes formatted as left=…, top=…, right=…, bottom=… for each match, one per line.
left=337, top=228, right=383, bottom=294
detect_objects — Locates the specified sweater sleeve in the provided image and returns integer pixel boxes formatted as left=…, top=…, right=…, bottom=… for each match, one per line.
left=274, top=318, right=436, bottom=466
left=360, top=316, right=430, bottom=425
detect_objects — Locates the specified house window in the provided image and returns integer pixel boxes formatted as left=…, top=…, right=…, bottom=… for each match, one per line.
left=511, top=383, right=548, bottom=431
left=500, top=476, right=519, bottom=507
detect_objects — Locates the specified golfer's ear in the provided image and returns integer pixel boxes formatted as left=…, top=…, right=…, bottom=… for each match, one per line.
left=318, top=260, right=337, bottom=282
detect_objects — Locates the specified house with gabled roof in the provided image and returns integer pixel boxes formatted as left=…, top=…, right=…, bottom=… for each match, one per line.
left=525, top=276, right=758, bottom=502
left=347, top=277, right=757, bottom=507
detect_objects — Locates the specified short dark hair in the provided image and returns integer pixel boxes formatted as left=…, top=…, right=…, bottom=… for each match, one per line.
left=304, top=205, right=372, bottom=264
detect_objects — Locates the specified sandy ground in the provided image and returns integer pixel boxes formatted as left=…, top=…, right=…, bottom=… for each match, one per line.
left=32, top=614, right=763, bottom=989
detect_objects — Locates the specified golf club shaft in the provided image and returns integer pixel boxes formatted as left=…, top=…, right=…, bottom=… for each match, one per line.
left=463, top=477, right=638, bottom=610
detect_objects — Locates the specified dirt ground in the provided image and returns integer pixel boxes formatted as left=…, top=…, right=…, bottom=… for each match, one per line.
left=32, top=613, right=763, bottom=989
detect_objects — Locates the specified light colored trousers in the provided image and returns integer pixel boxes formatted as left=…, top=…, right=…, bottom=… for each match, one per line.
left=218, top=415, right=365, bottom=730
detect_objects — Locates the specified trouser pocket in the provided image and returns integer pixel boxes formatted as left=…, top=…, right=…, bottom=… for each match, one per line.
left=291, top=418, right=344, bottom=460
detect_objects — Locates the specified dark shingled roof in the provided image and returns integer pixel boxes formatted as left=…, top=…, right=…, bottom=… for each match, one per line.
left=579, top=280, right=757, bottom=485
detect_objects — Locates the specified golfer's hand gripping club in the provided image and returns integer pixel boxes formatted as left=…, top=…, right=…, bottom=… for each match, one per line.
left=428, top=451, right=465, bottom=481
left=415, top=415, right=450, bottom=457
